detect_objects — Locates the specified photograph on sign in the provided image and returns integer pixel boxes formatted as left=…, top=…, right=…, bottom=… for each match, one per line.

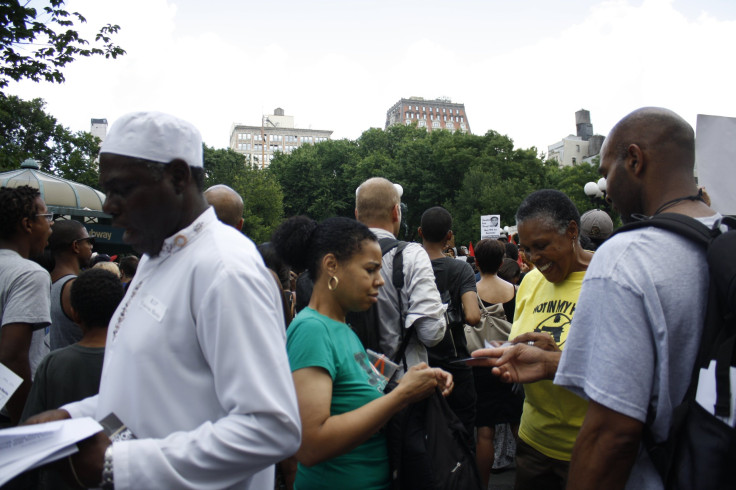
left=480, top=214, right=501, bottom=239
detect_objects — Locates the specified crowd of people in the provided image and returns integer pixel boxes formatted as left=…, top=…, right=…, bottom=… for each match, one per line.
left=0, top=106, right=723, bottom=490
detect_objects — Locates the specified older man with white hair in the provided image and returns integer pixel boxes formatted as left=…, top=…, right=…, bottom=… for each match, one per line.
left=27, top=111, right=301, bottom=489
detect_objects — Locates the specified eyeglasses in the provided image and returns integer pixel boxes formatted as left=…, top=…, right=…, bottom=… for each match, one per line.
left=74, top=237, right=96, bottom=247
left=35, top=213, right=53, bottom=222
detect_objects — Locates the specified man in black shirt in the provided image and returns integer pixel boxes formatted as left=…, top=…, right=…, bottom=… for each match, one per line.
left=419, top=206, right=481, bottom=448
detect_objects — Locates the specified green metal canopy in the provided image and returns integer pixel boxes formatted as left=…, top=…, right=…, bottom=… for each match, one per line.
left=0, top=159, right=108, bottom=218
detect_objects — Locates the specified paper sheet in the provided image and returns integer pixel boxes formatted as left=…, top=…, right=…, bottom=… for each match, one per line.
left=695, top=114, right=736, bottom=215
left=695, top=360, right=736, bottom=427
left=0, top=417, right=102, bottom=486
left=0, top=362, right=23, bottom=409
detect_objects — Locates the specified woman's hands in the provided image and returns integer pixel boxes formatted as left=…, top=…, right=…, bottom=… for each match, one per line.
left=395, top=363, right=454, bottom=405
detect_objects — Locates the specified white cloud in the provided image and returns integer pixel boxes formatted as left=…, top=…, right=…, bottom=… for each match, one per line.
left=6, top=0, right=736, bottom=154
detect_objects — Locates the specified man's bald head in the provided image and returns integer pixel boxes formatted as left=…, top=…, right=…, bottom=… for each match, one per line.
left=603, top=107, right=695, bottom=175
left=355, top=177, right=401, bottom=230
left=600, top=107, right=700, bottom=221
left=204, top=185, right=244, bottom=230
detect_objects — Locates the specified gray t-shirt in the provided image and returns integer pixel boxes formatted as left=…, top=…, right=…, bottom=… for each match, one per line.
left=0, top=249, right=51, bottom=378
left=555, top=214, right=720, bottom=489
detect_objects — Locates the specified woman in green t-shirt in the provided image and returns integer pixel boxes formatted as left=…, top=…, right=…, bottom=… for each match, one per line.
left=273, top=216, right=453, bottom=490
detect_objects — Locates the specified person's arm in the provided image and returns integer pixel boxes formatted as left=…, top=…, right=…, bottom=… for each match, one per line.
left=0, top=323, right=33, bottom=424
left=467, top=332, right=561, bottom=383
left=460, top=290, right=480, bottom=326
left=102, top=266, right=301, bottom=489
left=294, top=363, right=443, bottom=466
left=567, top=401, right=643, bottom=489
left=60, top=277, right=76, bottom=319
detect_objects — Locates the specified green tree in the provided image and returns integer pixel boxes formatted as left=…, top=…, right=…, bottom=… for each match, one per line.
left=448, top=131, right=551, bottom=246
left=203, top=145, right=284, bottom=243
left=547, top=158, right=603, bottom=215
left=268, top=139, right=360, bottom=221
left=0, top=94, right=100, bottom=186
left=0, top=0, right=124, bottom=89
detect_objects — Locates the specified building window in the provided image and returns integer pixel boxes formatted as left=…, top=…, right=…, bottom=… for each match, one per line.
left=572, top=157, right=577, bottom=165
left=418, top=120, right=426, bottom=127
left=432, top=121, right=440, bottom=128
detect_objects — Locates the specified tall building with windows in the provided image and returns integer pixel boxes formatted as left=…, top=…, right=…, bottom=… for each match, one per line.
left=229, top=108, right=333, bottom=168
left=385, top=96, right=471, bottom=134
left=90, top=118, right=108, bottom=142
left=547, top=109, right=605, bottom=167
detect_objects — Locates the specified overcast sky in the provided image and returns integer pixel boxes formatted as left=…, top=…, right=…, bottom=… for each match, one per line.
left=7, top=0, right=736, bottom=155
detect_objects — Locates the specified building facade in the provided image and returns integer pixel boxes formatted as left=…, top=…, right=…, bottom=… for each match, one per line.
left=547, top=109, right=605, bottom=167
left=229, top=108, right=332, bottom=168
left=385, top=96, right=471, bottom=134
left=90, top=118, right=108, bottom=142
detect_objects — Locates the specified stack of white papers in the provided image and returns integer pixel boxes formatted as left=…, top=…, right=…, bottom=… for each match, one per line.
left=0, top=417, right=102, bottom=486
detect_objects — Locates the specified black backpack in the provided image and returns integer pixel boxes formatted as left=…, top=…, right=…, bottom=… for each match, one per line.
left=346, top=237, right=408, bottom=353
left=613, top=212, right=736, bottom=489
left=386, top=326, right=483, bottom=490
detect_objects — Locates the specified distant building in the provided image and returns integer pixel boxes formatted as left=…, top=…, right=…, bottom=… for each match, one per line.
left=385, top=96, right=471, bottom=134
left=229, top=108, right=333, bottom=168
left=90, top=118, right=108, bottom=142
left=547, top=109, right=605, bottom=167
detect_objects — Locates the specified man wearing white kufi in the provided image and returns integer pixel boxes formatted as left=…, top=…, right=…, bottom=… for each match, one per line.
left=27, top=111, right=301, bottom=489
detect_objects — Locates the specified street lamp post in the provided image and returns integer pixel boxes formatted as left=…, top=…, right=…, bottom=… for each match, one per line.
left=584, top=177, right=611, bottom=211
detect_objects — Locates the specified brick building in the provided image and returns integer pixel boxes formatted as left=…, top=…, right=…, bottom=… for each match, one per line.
left=385, top=96, right=471, bottom=134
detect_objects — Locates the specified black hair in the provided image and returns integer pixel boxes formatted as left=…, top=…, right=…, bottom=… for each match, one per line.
left=420, top=206, right=452, bottom=243
left=504, top=242, right=519, bottom=261
left=272, top=216, right=377, bottom=281
left=258, top=242, right=291, bottom=290
left=70, top=268, right=125, bottom=328
left=48, top=220, right=86, bottom=251
left=516, top=189, right=580, bottom=234
left=498, top=258, right=521, bottom=284
left=0, top=185, right=41, bottom=239
left=119, top=255, right=139, bottom=278
left=474, top=239, right=505, bottom=274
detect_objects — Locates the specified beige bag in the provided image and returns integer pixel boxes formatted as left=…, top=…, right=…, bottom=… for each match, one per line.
left=464, top=293, right=512, bottom=353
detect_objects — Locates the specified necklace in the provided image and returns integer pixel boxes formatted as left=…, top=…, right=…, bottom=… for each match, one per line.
left=653, top=189, right=705, bottom=215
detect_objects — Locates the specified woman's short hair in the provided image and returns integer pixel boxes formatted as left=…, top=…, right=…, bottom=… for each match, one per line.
left=474, top=239, right=505, bottom=274
left=272, top=216, right=377, bottom=281
left=516, top=189, right=580, bottom=234
left=498, top=258, right=521, bottom=284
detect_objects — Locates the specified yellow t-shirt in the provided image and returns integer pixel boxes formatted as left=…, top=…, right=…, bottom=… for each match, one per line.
left=509, top=268, right=588, bottom=461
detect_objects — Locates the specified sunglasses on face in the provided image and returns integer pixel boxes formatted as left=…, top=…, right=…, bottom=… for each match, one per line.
left=74, top=237, right=96, bottom=246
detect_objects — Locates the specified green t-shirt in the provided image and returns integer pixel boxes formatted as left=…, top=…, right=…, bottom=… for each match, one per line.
left=287, top=308, right=389, bottom=490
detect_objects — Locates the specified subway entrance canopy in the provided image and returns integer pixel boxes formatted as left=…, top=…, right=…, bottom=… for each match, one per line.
left=0, top=159, right=129, bottom=255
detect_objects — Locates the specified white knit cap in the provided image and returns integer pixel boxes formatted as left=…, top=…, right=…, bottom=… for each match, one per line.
left=100, top=111, right=203, bottom=168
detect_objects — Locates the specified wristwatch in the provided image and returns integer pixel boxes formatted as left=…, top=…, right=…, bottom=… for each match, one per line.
left=100, top=445, right=114, bottom=489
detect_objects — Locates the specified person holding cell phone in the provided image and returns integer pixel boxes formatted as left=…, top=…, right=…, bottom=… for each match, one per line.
left=273, top=216, right=453, bottom=490
left=472, top=190, right=593, bottom=490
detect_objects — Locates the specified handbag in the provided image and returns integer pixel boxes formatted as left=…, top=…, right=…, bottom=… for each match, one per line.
left=464, top=293, right=512, bottom=353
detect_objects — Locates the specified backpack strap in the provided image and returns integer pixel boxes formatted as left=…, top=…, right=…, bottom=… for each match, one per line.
left=378, top=237, right=410, bottom=368
left=616, top=212, right=732, bottom=480
left=611, top=212, right=718, bottom=247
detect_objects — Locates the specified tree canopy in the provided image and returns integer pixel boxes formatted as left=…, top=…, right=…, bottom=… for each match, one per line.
left=0, top=93, right=101, bottom=187
left=267, top=125, right=604, bottom=246
left=203, top=145, right=284, bottom=244
left=0, top=0, right=125, bottom=90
